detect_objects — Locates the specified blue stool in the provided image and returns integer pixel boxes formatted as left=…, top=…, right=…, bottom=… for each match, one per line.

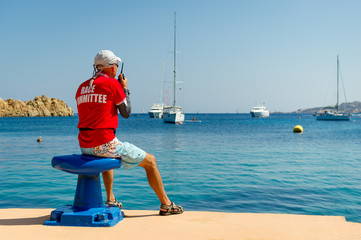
left=44, top=154, right=124, bottom=227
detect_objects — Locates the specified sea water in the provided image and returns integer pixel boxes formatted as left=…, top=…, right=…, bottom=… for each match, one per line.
left=1, top=114, right=361, bottom=222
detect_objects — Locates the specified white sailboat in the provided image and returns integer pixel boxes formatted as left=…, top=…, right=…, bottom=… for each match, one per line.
left=316, top=55, right=351, bottom=121
left=163, top=12, right=185, bottom=124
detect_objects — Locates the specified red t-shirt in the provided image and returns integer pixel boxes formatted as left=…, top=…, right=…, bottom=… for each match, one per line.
left=75, top=73, right=126, bottom=148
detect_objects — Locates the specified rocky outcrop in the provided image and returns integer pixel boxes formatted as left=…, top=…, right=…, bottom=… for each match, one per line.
left=0, top=95, right=74, bottom=117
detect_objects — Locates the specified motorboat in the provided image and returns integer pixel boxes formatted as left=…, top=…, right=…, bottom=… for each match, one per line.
left=250, top=105, right=270, bottom=118
left=148, top=103, right=165, bottom=118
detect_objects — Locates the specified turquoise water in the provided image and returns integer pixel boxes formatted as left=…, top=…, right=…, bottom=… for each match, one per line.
left=1, top=114, right=361, bottom=222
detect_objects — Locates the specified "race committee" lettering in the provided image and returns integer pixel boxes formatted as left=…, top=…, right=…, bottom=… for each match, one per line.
left=76, top=85, right=107, bottom=105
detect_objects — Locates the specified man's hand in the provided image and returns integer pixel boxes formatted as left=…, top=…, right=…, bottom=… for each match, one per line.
left=118, top=74, right=128, bottom=89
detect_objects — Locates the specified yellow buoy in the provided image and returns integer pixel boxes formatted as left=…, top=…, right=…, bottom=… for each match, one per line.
left=293, top=125, right=303, bottom=133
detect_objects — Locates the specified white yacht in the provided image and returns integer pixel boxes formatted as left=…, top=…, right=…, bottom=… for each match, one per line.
left=250, top=105, right=270, bottom=118
left=148, top=103, right=165, bottom=118
left=163, top=12, right=185, bottom=124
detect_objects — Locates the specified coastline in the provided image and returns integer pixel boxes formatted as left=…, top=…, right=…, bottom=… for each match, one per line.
left=1, top=209, right=361, bottom=240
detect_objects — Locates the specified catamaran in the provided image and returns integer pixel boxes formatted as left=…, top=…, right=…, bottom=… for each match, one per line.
left=316, top=55, right=351, bottom=121
left=163, top=12, right=185, bottom=124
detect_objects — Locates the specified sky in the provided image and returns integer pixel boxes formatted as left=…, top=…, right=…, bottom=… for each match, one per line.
left=1, top=0, right=361, bottom=113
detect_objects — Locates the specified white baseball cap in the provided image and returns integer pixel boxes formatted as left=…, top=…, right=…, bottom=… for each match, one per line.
left=94, top=50, right=121, bottom=67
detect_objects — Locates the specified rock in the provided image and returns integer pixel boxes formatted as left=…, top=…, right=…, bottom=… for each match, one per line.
left=0, top=95, right=74, bottom=117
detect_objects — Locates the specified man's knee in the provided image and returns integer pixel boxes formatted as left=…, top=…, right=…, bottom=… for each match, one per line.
left=140, top=153, right=157, bottom=169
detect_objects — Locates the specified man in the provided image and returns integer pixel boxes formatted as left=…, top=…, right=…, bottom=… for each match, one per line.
left=75, top=50, right=183, bottom=216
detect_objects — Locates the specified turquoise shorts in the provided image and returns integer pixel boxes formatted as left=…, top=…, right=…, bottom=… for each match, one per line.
left=80, top=137, right=146, bottom=170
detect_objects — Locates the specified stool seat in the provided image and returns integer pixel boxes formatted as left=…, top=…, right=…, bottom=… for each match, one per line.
left=52, top=154, right=122, bottom=175
left=44, top=154, right=124, bottom=227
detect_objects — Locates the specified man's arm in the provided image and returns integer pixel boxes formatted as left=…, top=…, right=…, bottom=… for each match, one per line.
left=117, top=74, right=131, bottom=118
left=117, top=88, right=131, bottom=118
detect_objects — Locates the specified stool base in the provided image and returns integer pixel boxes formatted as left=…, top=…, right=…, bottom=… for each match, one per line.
left=44, top=205, right=124, bottom=227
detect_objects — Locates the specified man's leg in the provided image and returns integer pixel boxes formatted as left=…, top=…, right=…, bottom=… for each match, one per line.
left=138, top=153, right=171, bottom=205
left=102, top=170, right=115, bottom=202
left=138, top=153, right=183, bottom=215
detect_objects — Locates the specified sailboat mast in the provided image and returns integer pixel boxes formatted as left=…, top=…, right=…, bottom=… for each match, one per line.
left=173, top=12, right=177, bottom=108
left=161, top=62, right=165, bottom=104
left=336, top=55, right=339, bottom=112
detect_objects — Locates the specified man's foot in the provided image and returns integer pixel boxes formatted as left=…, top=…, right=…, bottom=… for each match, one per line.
left=159, top=201, right=184, bottom=216
left=106, top=199, right=122, bottom=209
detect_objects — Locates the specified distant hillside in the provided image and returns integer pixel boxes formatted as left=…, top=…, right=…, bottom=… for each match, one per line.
left=293, top=101, right=361, bottom=114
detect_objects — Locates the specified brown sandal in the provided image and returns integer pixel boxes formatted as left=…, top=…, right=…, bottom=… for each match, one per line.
left=105, top=198, right=123, bottom=209
left=159, top=201, right=184, bottom=216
